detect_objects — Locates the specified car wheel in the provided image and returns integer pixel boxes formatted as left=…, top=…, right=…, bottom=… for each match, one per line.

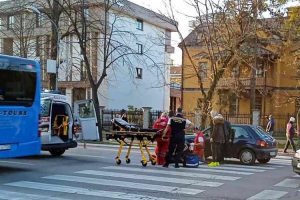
left=239, top=149, right=255, bottom=165
left=49, top=149, right=65, bottom=157
left=257, top=158, right=271, bottom=164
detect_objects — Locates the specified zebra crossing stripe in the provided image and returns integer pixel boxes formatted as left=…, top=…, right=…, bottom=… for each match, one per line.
left=246, top=190, right=288, bottom=200
left=223, top=164, right=276, bottom=170
left=274, top=178, right=300, bottom=188
left=0, top=190, right=68, bottom=200
left=5, top=181, right=174, bottom=200
left=200, top=166, right=265, bottom=173
left=102, top=166, right=240, bottom=181
left=43, top=175, right=204, bottom=195
left=187, top=167, right=253, bottom=175
left=76, top=170, right=223, bottom=187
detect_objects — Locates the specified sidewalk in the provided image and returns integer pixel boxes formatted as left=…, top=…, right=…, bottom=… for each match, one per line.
left=77, top=142, right=295, bottom=159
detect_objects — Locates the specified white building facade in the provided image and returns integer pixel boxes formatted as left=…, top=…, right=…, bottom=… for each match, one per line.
left=0, top=0, right=176, bottom=110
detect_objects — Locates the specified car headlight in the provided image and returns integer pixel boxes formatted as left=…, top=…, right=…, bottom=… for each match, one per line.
left=295, top=150, right=300, bottom=159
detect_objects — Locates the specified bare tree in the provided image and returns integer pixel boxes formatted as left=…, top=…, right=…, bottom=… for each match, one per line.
left=0, top=1, right=38, bottom=58
left=163, top=0, right=288, bottom=127
left=58, top=0, right=168, bottom=140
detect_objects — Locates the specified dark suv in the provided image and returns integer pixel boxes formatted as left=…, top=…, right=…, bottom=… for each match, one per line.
left=186, top=124, right=278, bottom=165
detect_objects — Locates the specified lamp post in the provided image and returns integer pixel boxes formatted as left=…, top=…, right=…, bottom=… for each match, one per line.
left=26, top=6, right=60, bottom=90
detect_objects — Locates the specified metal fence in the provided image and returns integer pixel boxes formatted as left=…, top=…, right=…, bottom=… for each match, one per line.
left=101, top=109, right=294, bottom=137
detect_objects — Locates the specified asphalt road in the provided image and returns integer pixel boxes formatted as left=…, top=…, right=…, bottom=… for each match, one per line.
left=0, top=144, right=299, bottom=200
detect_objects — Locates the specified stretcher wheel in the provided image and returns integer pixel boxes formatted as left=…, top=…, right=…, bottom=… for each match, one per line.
left=126, top=158, right=131, bottom=164
left=116, top=159, right=121, bottom=165
left=141, top=160, right=147, bottom=167
left=151, top=160, right=156, bottom=165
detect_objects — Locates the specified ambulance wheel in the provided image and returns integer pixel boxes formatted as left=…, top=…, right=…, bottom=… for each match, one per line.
left=141, top=161, right=147, bottom=167
left=116, top=159, right=121, bottom=165
left=126, top=158, right=131, bottom=164
left=151, top=160, right=156, bottom=165
left=49, top=149, right=65, bottom=157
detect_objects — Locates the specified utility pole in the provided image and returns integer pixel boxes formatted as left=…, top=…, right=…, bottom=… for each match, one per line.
left=250, top=0, right=258, bottom=123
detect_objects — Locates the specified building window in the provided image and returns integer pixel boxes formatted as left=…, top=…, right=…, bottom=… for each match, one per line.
left=295, top=97, right=300, bottom=113
left=36, top=36, right=40, bottom=57
left=136, top=67, right=142, bottom=79
left=136, top=19, right=143, bottom=30
left=137, top=43, right=143, bottom=54
left=232, top=65, right=240, bottom=78
left=0, top=18, right=3, bottom=30
left=229, top=94, right=237, bottom=114
left=198, top=62, right=208, bottom=79
left=36, top=13, right=44, bottom=28
left=7, top=15, right=14, bottom=29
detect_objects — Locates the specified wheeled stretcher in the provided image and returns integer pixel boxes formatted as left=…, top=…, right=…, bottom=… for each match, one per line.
left=106, top=118, right=161, bottom=167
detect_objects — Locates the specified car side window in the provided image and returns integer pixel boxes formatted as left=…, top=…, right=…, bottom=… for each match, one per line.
left=233, top=127, right=250, bottom=139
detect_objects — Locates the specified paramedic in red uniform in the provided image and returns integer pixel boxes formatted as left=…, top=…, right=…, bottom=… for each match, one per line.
left=153, top=112, right=169, bottom=165
left=193, top=130, right=205, bottom=161
left=162, top=108, right=193, bottom=168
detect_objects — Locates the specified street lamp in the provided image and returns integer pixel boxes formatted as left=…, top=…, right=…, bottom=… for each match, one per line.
left=26, top=5, right=60, bottom=90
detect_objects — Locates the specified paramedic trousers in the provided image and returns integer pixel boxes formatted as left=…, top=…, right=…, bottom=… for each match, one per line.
left=165, top=134, right=185, bottom=165
left=211, top=142, right=223, bottom=162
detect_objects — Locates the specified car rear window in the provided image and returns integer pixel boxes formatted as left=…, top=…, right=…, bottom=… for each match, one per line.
left=251, top=126, right=272, bottom=139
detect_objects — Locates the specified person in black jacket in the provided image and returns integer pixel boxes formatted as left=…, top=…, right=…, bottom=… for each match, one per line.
left=162, top=108, right=193, bottom=168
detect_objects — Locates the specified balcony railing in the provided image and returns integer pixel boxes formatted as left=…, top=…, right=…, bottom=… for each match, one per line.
left=217, top=77, right=274, bottom=89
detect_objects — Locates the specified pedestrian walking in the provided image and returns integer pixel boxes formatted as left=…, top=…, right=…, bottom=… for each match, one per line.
left=283, top=117, right=297, bottom=153
left=266, top=115, right=275, bottom=136
left=162, top=108, right=193, bottom=168
left=208, top=114, right=225, bottom=167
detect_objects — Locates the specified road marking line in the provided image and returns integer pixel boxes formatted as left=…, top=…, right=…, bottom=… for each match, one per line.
left=0, top=160, right=34, bottom=166
left=43, top=175, right=204, bottom=195
left=274, top=178, right=300, bottom=188
left=64, top=153, right=105, bottom=158
left=183, top=167, right=253, bottom=175
left=76, top=170, right=223, bottom=187
left=5, top=181, right=174, bottom=200
left=223, top=164, right=276, bottom=170
left=200, top=166, right=265, bottom=172
left=246, top=190, right=288, bottom=200
left=0, top=190, right=68, bottom=200
left=102, top=166, right=241, bottom=181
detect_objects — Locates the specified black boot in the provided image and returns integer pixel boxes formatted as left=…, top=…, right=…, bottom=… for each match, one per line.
left=174, top=163, right=180, bottom=168
left=163, top=163, right=169, bottom=168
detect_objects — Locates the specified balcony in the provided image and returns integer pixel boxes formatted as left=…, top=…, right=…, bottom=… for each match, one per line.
left=217, top=77, right=274, bottom=90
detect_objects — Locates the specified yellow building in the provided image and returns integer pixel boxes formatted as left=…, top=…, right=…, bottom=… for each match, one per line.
left=180, top=18, right=300, bottom=131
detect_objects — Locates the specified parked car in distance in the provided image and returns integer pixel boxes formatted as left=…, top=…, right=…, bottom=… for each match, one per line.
left=185, top=124, right=278, bottom=165
left=292, top=149, right=300, bottom=175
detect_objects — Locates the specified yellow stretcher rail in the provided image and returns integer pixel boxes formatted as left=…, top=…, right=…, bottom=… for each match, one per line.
left=106, top=131, right=159, bottom=167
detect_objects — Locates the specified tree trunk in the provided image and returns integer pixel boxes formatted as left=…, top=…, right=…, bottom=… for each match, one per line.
left=91, top=86, right=103, bottom=141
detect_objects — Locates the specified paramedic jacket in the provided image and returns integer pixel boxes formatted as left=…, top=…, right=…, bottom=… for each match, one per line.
left=168, top=114, right=192, bottom=143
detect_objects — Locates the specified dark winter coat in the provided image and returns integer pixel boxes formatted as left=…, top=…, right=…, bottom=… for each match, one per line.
left=211, top=116, right=226, bottom=144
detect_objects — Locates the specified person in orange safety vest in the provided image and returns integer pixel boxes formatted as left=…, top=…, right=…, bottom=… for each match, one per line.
left=153, top=112, right=171, bottom=165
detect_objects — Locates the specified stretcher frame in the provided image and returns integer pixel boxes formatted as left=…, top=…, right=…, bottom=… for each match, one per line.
left=106, top=130, right=161, bottom=167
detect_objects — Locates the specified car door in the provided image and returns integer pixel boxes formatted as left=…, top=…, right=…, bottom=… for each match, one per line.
left=231, top=126, right=252, bottom=158
left=74, top=100, right=99, bottom=141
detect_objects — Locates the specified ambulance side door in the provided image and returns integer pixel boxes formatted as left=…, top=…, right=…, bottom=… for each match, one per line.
left=74, top=100, right=99, bottom=141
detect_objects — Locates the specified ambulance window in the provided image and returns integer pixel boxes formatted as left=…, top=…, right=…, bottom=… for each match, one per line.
left=79, top=101, right=95, bottom=118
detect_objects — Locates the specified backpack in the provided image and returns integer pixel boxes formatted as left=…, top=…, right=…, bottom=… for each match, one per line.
left=184, top=154, right=200, bottom=168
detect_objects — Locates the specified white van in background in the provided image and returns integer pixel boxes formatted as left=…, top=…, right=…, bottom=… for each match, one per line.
left=40, top=91, right=99, bottom=156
